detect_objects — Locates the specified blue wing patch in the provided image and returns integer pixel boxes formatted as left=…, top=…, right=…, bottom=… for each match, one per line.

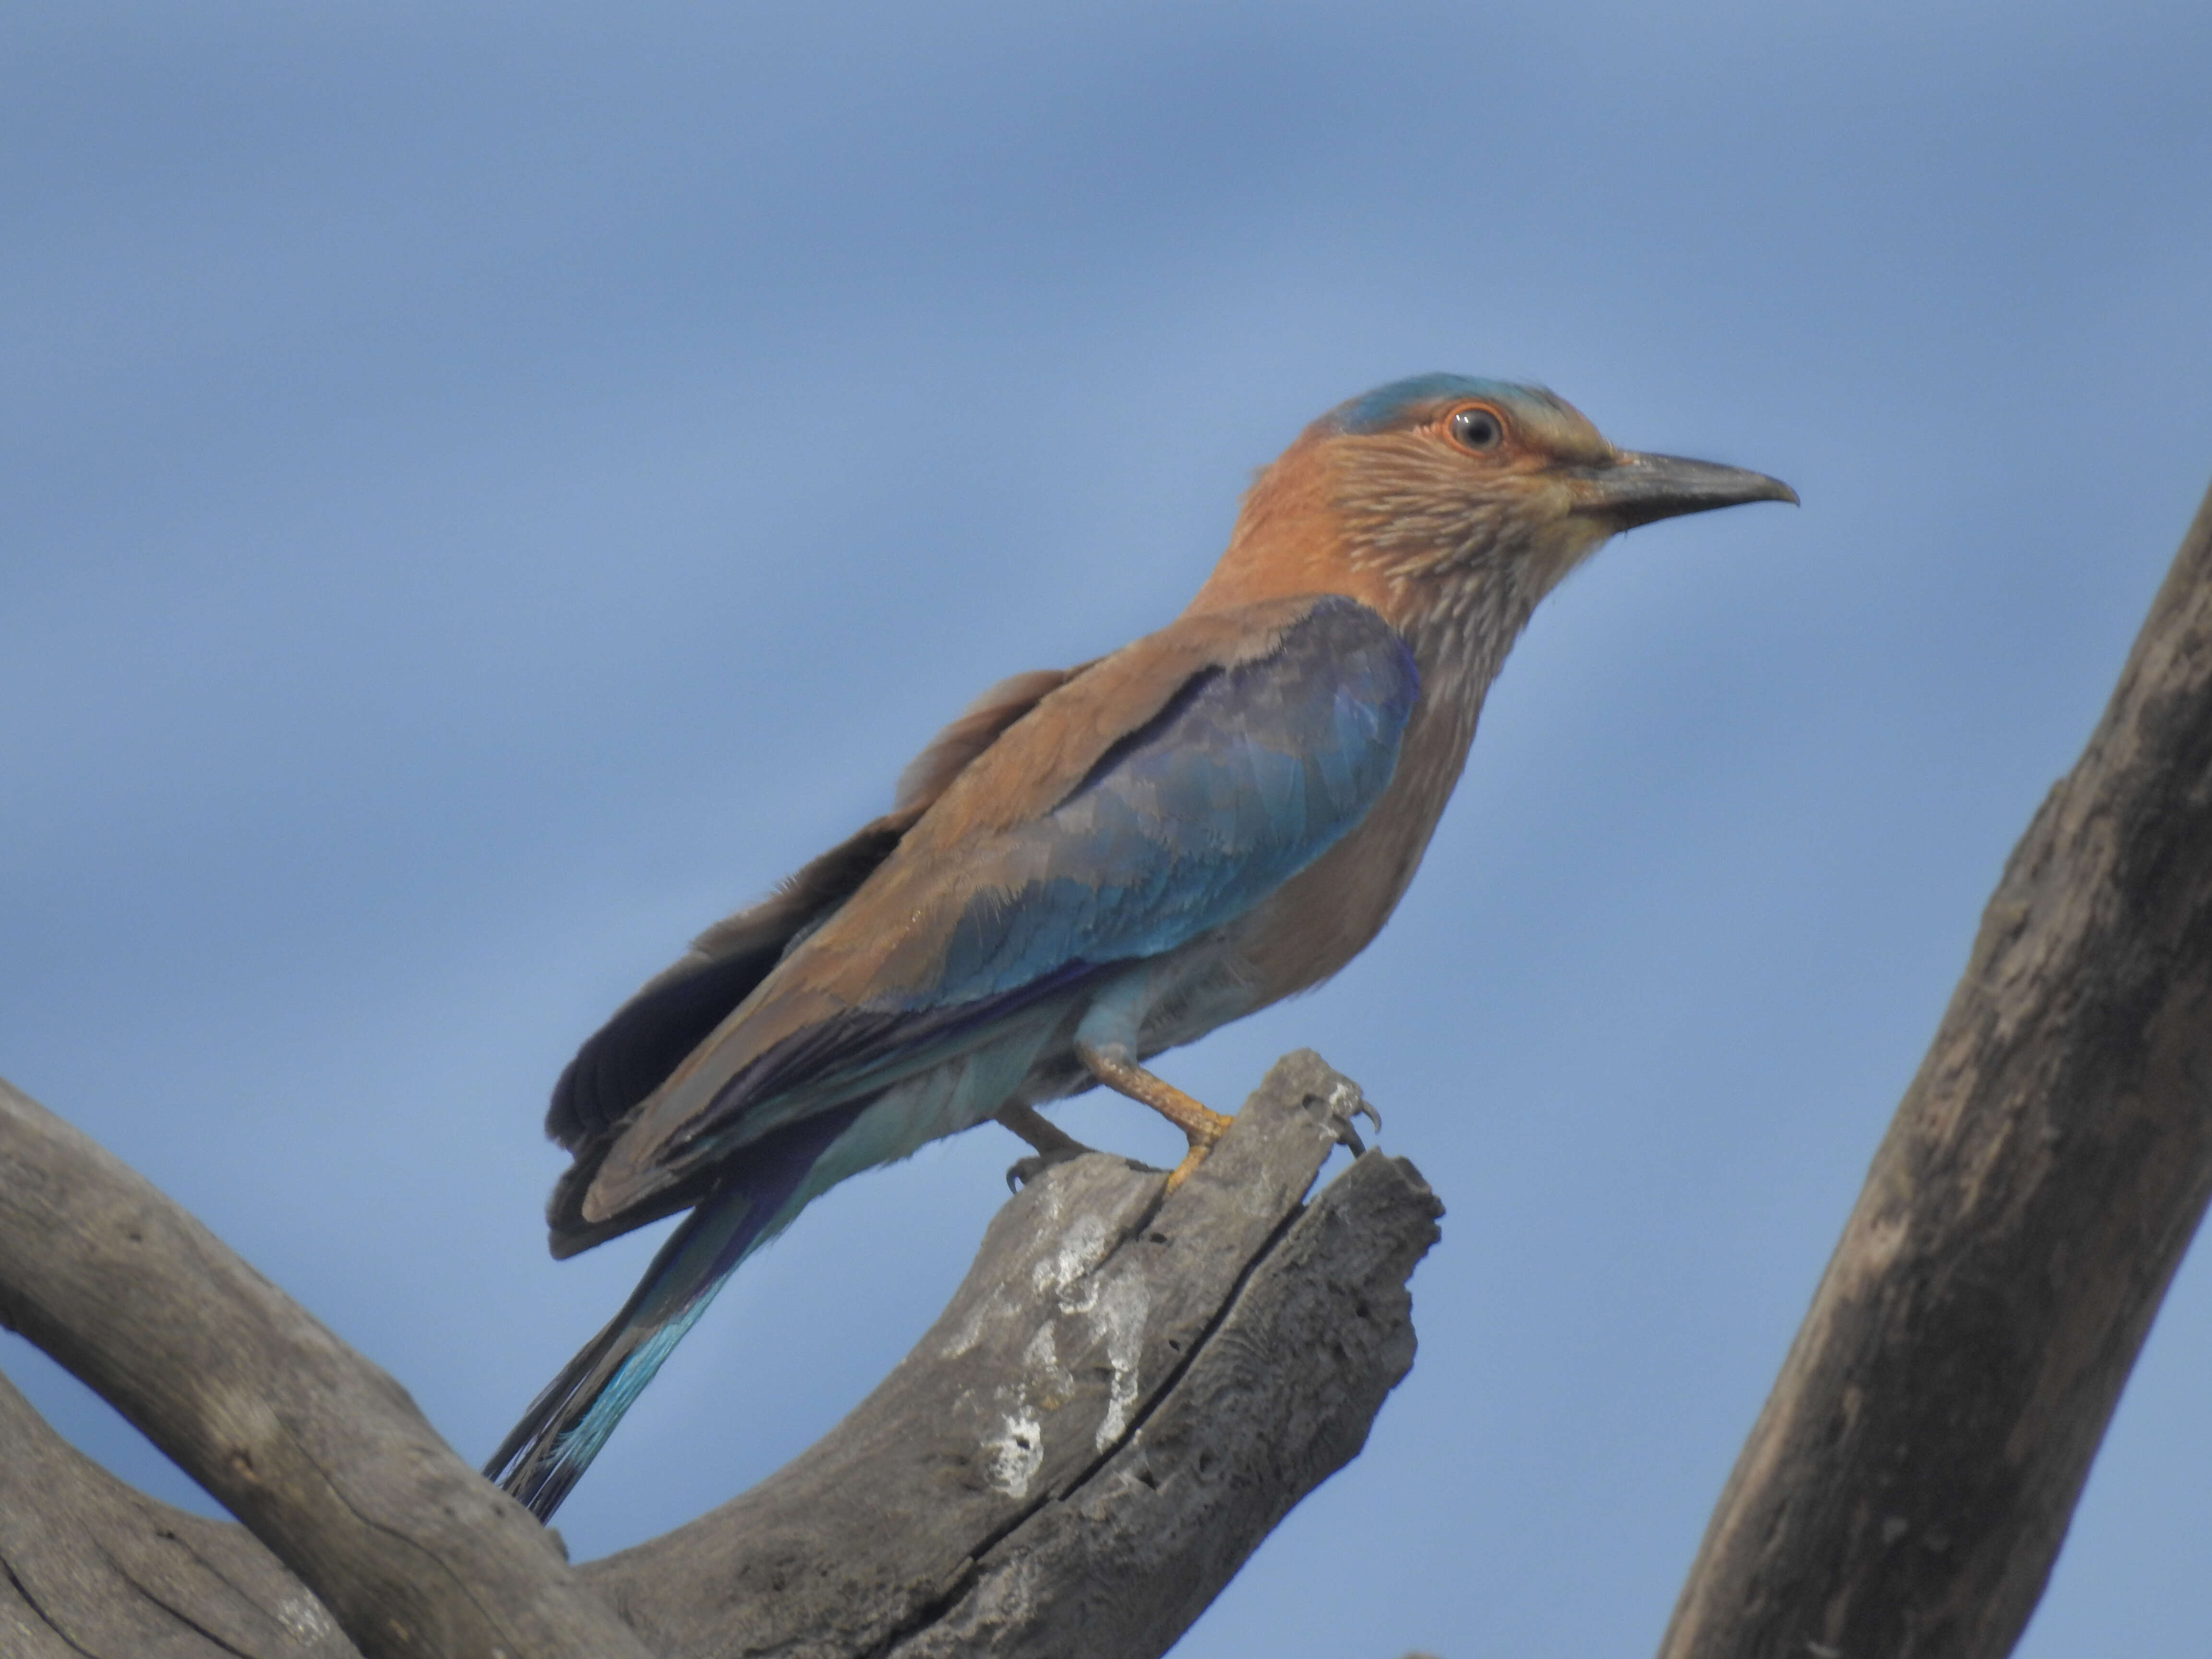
left=933, top=595, right=1419, bottom=996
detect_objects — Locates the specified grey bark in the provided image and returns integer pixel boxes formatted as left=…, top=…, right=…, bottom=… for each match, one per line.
left=0, top=1367, right=359, bottom=1659
left=1660, top=477, right=2212, bottom=1659
left=0, top=1052, right=1439, bottom=1658
left=0, top=1071, right=659, bottom=1659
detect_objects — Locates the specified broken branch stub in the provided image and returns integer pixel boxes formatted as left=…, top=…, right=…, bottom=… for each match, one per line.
left=584, top=1049, right=1443, bottom=1659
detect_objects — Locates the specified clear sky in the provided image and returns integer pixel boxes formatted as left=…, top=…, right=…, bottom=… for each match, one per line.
left=5, top=3, right=2211, bottom=1654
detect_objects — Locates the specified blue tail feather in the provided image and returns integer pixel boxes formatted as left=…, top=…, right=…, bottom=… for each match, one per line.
left=485, top=1099, right=866, bottom=1520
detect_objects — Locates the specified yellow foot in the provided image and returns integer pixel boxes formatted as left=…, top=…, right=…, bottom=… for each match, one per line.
left=1075, top=1042, right=1234, bottom=1190
left=1164, top=1140, right=1215, bottom=1191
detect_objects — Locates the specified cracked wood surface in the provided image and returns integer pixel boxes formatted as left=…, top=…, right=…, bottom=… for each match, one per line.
left=881, top=1147, right=1437, bottom=1659
left=0, top=1052, right=1439, bottom=1658
left=1660, top=477, right=2212, bottom=1659
left=581, top=1050, right=1440, bottom=1659
left=0, top=1368, right=356, bottom=1659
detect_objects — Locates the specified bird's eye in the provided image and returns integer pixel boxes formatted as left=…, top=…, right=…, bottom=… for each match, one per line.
left=1449, top=407, right=1504, bottom=452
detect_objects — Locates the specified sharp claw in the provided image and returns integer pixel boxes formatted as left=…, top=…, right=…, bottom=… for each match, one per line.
left=1322, top=1086, right=1381, bottom=1156
left=1006, top=1155, right=1047, bottom=1192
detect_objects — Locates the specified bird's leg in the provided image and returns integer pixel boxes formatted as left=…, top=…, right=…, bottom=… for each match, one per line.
left=1075, top=1040, right=1234, bottom=1191
left=995, top=1103, right=1094, bottom=1192
left=998, top=1102, right=1088, bottom=1156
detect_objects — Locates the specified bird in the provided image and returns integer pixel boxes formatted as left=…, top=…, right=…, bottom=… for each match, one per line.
left=485, top=373, right=1794, bottom=1519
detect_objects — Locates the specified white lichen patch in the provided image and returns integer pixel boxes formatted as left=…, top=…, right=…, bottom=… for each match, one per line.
left=276, top=1595, right=338, bottom=1641
left=1024, top=1321, right=1075, bottom=1408
left=1025, top=1322, right=1058, bottom=1372
left=939, top=1197, right=1114, bottom=1361
left=983, top=1404, right=1045, bottom=1498
left=978, top=1316, right=1089, bottom=1499
left=1032, top=1212, right=1113, bottom=1301
left=1088, top=1272, right=1150, bottom=1449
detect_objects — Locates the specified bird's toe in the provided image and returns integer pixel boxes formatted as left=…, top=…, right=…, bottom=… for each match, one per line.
left=998, top=1105, right=1097, bottom=1190
left=1323, top=1081, right=1381, bottom=1156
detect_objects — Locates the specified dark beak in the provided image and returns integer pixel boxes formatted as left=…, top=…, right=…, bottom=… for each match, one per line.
left=1569, top=451, right=1798, bottom=530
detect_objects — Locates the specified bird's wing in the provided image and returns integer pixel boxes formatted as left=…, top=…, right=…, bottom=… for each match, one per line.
left=581, top=594, right=1419, bottom=1227
left=540, top=665, right=1086, bottom=1254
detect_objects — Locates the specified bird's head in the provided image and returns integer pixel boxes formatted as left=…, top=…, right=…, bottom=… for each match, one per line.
left=1190, top=374, right=1795, bottom=652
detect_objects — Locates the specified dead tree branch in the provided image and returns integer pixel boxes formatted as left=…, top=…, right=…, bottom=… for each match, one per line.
left=0, top=1052, right=1439, bottom=1659
left=0, top=1072, right=657, bottom=1659
left=1662, top=476, right=2212, bottom=1659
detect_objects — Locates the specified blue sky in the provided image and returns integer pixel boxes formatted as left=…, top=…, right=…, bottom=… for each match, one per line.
left=5, top=3, right=2210, bottom=1653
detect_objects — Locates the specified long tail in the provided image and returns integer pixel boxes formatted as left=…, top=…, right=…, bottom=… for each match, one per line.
left=485, top=1102, right=864, bottom=1520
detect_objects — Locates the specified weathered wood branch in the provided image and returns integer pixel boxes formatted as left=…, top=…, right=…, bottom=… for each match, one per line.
left=582, top=1050, right=1439, bottom=1659
left=0, top=1052, right=1440, bottom=1658
left=0, top=1073, right=658, bottom=1659
left=1662, top=476, right=2212, bottom=1659
left=0, top=1366, right=358, bottom=1659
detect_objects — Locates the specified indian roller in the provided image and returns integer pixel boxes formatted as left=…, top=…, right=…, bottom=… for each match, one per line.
left=486, top=374, right=1794, bottom=1519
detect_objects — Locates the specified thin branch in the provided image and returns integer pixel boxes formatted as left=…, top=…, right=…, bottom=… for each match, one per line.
left=1661, top=476, right=2212, bottom=1659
